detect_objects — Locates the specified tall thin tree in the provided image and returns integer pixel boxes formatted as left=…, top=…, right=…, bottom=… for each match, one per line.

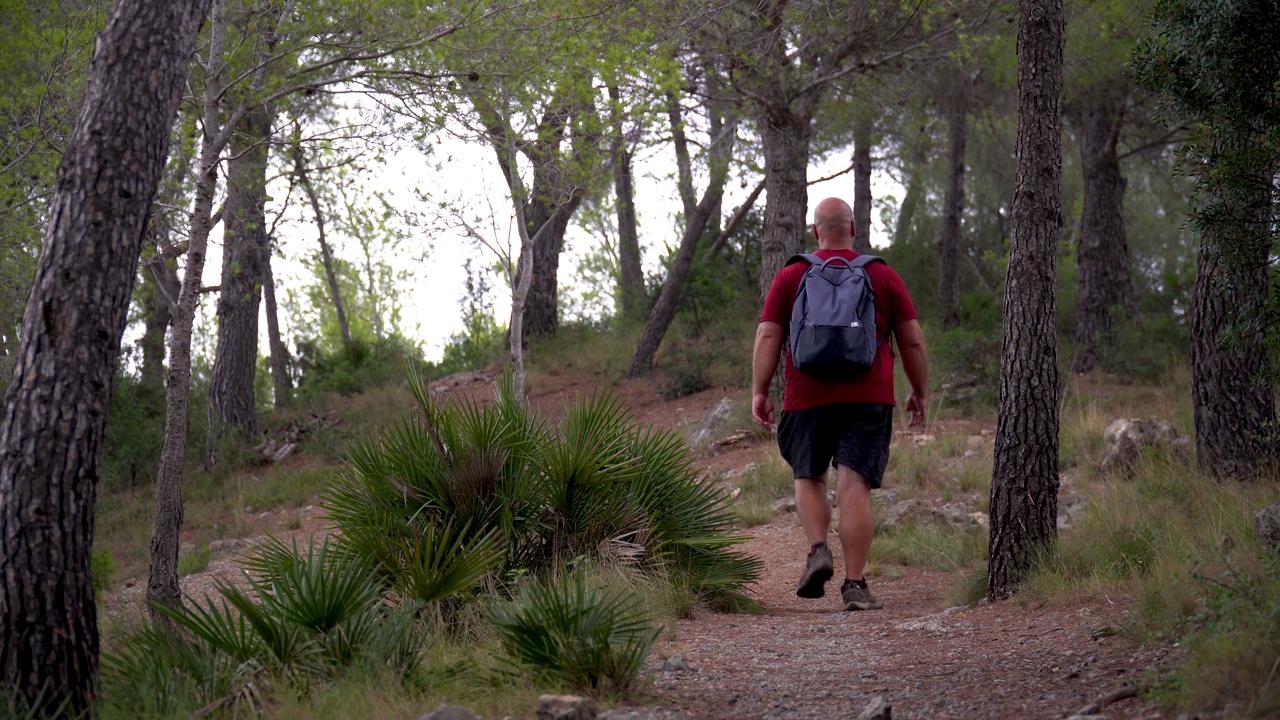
left=0, top=0, right=212, bottom=712
left=987, top=0, right=1064, bottom=601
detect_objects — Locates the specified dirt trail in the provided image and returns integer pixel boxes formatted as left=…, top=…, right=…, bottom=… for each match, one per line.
left=648, top=521, right=1174, bottom=719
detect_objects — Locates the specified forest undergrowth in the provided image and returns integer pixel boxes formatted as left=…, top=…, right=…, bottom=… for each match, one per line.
left=84, top=327, right=1280, bottom=719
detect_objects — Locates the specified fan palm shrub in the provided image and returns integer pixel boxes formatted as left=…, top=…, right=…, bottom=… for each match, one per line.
left=326, top=367, right=762, bottom=606
left=488, top=573, right=659, bottom=695
left=101, top=537, right=427, bottom=717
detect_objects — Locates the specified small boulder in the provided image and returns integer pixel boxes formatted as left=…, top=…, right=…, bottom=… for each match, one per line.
left=772, top=496, right=797, bottom=513
left=417, top=704, right=480, bottom=720
left=690, top=398, right=735, bottom=447
left=536, top=695, right=597, bottom=720
left=856, top=695, right=891, bottom=720
left=879, top=499, right=916, bottom=530
left=1100, top=417, right=1190, bottom=477
left=662, top=654, right=689, bottom=672
left=208, top=538, right=246, bottom=556
left=1256, top=502, right=1280, bottom=556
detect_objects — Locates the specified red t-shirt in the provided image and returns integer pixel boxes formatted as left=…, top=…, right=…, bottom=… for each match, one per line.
left=760, top=249, right=918, bottom=411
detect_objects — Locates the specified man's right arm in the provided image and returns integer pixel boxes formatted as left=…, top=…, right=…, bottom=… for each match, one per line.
left=751, top=321, right=784, bottom=430
left=894, top=318, right=929, bottom=428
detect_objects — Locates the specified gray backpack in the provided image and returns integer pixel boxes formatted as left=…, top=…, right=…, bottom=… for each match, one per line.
left=786, top=253, right=885, bottom=382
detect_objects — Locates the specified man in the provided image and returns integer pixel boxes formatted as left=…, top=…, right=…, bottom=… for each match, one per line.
left=752, top=197, right=929, bottom=610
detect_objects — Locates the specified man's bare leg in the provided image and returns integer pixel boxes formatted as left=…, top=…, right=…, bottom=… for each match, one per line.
left=835, top=464, right=874, bottom=580
left=794, top=475, right=830, bottom=544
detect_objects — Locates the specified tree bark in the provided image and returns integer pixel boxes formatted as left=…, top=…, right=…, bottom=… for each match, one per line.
left=938, top=102, right=968, bottom=330
left=987, top=0, right=1064, bottom=602
left=262, top=250, right=291, bottom=408
left=608, top=86, right=643, bottom=322
left=627, top=105, right=736, bottom=378
left=853, top=114, right=874, bottom=254
left=148, top=0, right=225, bottom=627
left=0, top=0, right=211, bottom=712
left=1073, top=87, right=1135, bottom=373
left=293, top=141, right=353, bottom=350
left=757, top=107, right=812, bottom=303
left=138, top=250, right=180, bottom=406
left=208, top=104, right=271, bottom=450
left=1190, top=211, right=1278, bottom=479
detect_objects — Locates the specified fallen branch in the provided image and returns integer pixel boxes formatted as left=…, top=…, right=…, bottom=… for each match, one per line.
left=1074, top=683, right=1141, bottom=715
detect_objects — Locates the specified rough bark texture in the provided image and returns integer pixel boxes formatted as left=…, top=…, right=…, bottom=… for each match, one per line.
left=627, top=100, right=734, bottom=377
left=938, top=104, right=968, bottom=330
left=0, top=0, right=211, bottom=712
left=138, top=251, right=180, bottom=405
left=988, top=0, right=1064, bottom=602
left=609, top=86, right=643, bottom=322
left=1190, top=228, right=1278, bottom=479
left=294, top=143, right=352, bottom=350
left=262, top=252, right=291, bottom=407
left=208, top=105, right=271, bottom=446
left=757, top=107, right=812, bottom=303
left=853, top=114, right=874, bottom=254
left=1073, top=87, right=1134, bottom=373
left=149, top=0, right=224, bottom=625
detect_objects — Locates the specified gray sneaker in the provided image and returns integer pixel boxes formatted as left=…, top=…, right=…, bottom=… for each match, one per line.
left=841, top=578, right=883, bottom=610
left=795, top=544, right=834, bottom=598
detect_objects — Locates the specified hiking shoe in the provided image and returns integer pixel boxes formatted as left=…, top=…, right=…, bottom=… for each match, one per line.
left=795, top=544, right=834, bottom=598
left=841, top=578, right=883, bottom=610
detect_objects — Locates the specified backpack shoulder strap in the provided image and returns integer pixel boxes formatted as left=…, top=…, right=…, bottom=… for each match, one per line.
left=785, top=253, right=823, bottom=268
left=850, top=254, right=885, bottom=269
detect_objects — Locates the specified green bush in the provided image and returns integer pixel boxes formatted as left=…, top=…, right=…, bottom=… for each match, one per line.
left=100, top=537, right=428, bottom=718
left=931, top=326, right=1002, bottom=406
left=100, top=375, right=165, bottom=492
left=327, top=367, right=762, bottom=609
left=92, top=549, right=115, bottom=599
left=488, top=573, right=659, bottom=695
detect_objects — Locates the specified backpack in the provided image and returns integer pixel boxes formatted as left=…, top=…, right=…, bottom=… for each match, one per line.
left=786, top=253, right=886, bottom=382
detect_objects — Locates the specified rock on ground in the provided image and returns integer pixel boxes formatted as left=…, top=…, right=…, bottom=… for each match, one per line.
left=690, top=398, right=736, bottom=447
left=417, top=704, right=480, bottom=720
left=1257, top=502, right=1280, bottom=556
left=1100, top=417, right=1190, bottom=477
left=536, top=694, right=597, bottom=720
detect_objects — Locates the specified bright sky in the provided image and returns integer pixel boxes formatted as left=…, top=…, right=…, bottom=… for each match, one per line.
left=176, top=129, right=901, bottom=366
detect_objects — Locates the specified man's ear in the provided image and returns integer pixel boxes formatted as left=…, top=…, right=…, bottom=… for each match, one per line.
left=811, top=224, right=820, bottom=243
left=850, top=219, right=857, bottom=238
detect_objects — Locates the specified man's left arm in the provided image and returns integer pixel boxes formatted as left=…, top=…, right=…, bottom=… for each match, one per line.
left=751, top=322, right=784, bottom=430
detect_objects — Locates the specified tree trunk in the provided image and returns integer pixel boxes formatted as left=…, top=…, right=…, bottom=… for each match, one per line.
left=524, top=199, right=579, bottom=339
left=757, top=107, right=812, bottom=303
left=668, top=91, right=697, bottom=220
left=853, top=114, right=874, bottom=254
left=938, top=103, right=968, bottom=330
left=293, top=142, right=353, bottom=350
left=138, top=250, right=180, bottom=406
left=0, top=0, right=211, bottom=712
left=207, top=104, right=270, bottom=451
left=608, top=86, right=643, bottom=322
left=627, top=105, right=735, bottom=378
left=1073, top=87, right=1134, bottom=373
left=148, top=0, right=224, bottom=626
left=1190, top=219, right=1278, bottom=479
left=262, top=251, right=291, bottom=407
left=987, top=0, right=1064, bottom=602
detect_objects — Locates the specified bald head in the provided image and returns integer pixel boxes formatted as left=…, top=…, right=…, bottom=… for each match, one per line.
left=812, top=197, right=856, bottom=249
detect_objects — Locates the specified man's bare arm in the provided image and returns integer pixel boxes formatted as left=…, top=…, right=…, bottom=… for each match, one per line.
left=894, top=318, right=929, bottom=427
left=751, top=321, right=784, bottom=429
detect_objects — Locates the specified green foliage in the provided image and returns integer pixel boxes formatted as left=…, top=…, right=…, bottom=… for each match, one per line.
left=1133, top=0, right=1280, bottom=377
left=328, top=367, right=762, bottom=608
left=92, top=549, right=115, bottom=599
left=178, top=546, right=212, bottom=577
left=1154, top=554, right=1280, bottom=716
left=930, top=325, right=1002, bottom=406
left=99, top=375, right=166, bottom=492
left=870, top=521, right=986, bottom=572
left=294, top=334, right=425, bottom=400
left=488, top=573, right=659, bottom=695
left=101, top=537, right=427, bottom=717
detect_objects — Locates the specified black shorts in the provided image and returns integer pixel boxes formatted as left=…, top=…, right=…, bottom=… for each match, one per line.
left=777, top=403, right=893, bottom=488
